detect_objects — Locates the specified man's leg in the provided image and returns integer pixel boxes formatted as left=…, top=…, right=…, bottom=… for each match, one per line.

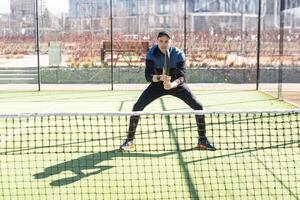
left=169, top=84, right=216, bottom=151
left=121, top=84, right=165, bottom=150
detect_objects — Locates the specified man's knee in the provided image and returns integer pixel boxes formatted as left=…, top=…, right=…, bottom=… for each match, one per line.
left=132, top=102, right=144, bottom=111
left=192, top=101, right=203, bottom=110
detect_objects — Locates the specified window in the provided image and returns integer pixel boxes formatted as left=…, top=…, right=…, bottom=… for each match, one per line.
left=164, top=16, right=169, bottom=24
left=159, top=0, right=170, bottom=13
left=159, top=16, right=164, bottom=24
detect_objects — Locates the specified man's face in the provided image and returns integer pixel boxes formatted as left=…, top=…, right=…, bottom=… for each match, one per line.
left=157, top=35, right=171, bottom=52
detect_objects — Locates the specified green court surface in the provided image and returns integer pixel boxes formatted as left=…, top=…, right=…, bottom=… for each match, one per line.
left=0, top=90, right=295, bottom=114
left=0, top=90, right=299, bottom=200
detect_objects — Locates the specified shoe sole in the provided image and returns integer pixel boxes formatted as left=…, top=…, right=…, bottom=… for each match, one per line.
left=197, top=144, right=217, bottom=151
left=120, top=144, right=136, bottom=152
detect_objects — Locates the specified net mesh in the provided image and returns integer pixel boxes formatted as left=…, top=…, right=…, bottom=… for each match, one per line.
left=0, top=110, right=299, bottom=199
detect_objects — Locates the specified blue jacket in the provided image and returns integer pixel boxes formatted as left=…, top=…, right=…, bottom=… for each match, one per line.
left=145, top=45, right=186, bottom=85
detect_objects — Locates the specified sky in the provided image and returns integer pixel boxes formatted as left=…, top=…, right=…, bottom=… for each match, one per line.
left=0, top=0, right=69, bottom=14
left=46, top=0, right=69, bottom=14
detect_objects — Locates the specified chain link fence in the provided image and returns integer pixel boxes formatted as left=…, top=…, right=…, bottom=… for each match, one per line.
left=0, top=0, right=299, bottom=95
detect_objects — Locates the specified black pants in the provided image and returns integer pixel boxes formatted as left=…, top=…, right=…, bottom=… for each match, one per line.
left=126, top=83, right=206, bottom=140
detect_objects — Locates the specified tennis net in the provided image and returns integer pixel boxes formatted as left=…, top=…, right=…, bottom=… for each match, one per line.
left=0, top=109, right=299, bottom=199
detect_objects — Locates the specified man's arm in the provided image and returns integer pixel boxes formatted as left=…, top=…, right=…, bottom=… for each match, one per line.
left=164, top=61, right=186, bottom=89
left=163, top=61, right=186, bottom=90
left=145, top=59, right=162, bottom=82
left=173, top=61, right=186, bottom=86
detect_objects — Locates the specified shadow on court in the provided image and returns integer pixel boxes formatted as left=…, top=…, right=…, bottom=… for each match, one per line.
left=33, top=149, right=191, bottom=187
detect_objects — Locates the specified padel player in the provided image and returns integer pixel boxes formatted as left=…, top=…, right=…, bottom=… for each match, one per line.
left=120, top=30, right=216, bottom=151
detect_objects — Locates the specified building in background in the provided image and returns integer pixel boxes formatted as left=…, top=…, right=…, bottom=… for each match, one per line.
left=9, top=0, right=61, bottom=36
left=59, top=0, right=300, bottom=34
left=66, top=0, right=184, bottom=34
left=65, top=0, right=109, bottom=34
left=1, top=0, right=299, bottom=36
left=0, top=14, right=11, bottom=36
left=10, top=0, right=47, bottom=20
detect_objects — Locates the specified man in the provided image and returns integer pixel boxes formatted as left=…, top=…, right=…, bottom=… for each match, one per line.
left=120, top=31, right=216, bottom=151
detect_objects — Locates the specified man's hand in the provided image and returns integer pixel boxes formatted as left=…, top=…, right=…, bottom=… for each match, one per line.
left=152, top=75, right=162, bottom=82
left=153, top=74, right=178, bottom=90
left=153, top=74, right=171, bottom=83
left=164, top=81, right=178, bottom=90
left=161, top=75, right=171, bottom=83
